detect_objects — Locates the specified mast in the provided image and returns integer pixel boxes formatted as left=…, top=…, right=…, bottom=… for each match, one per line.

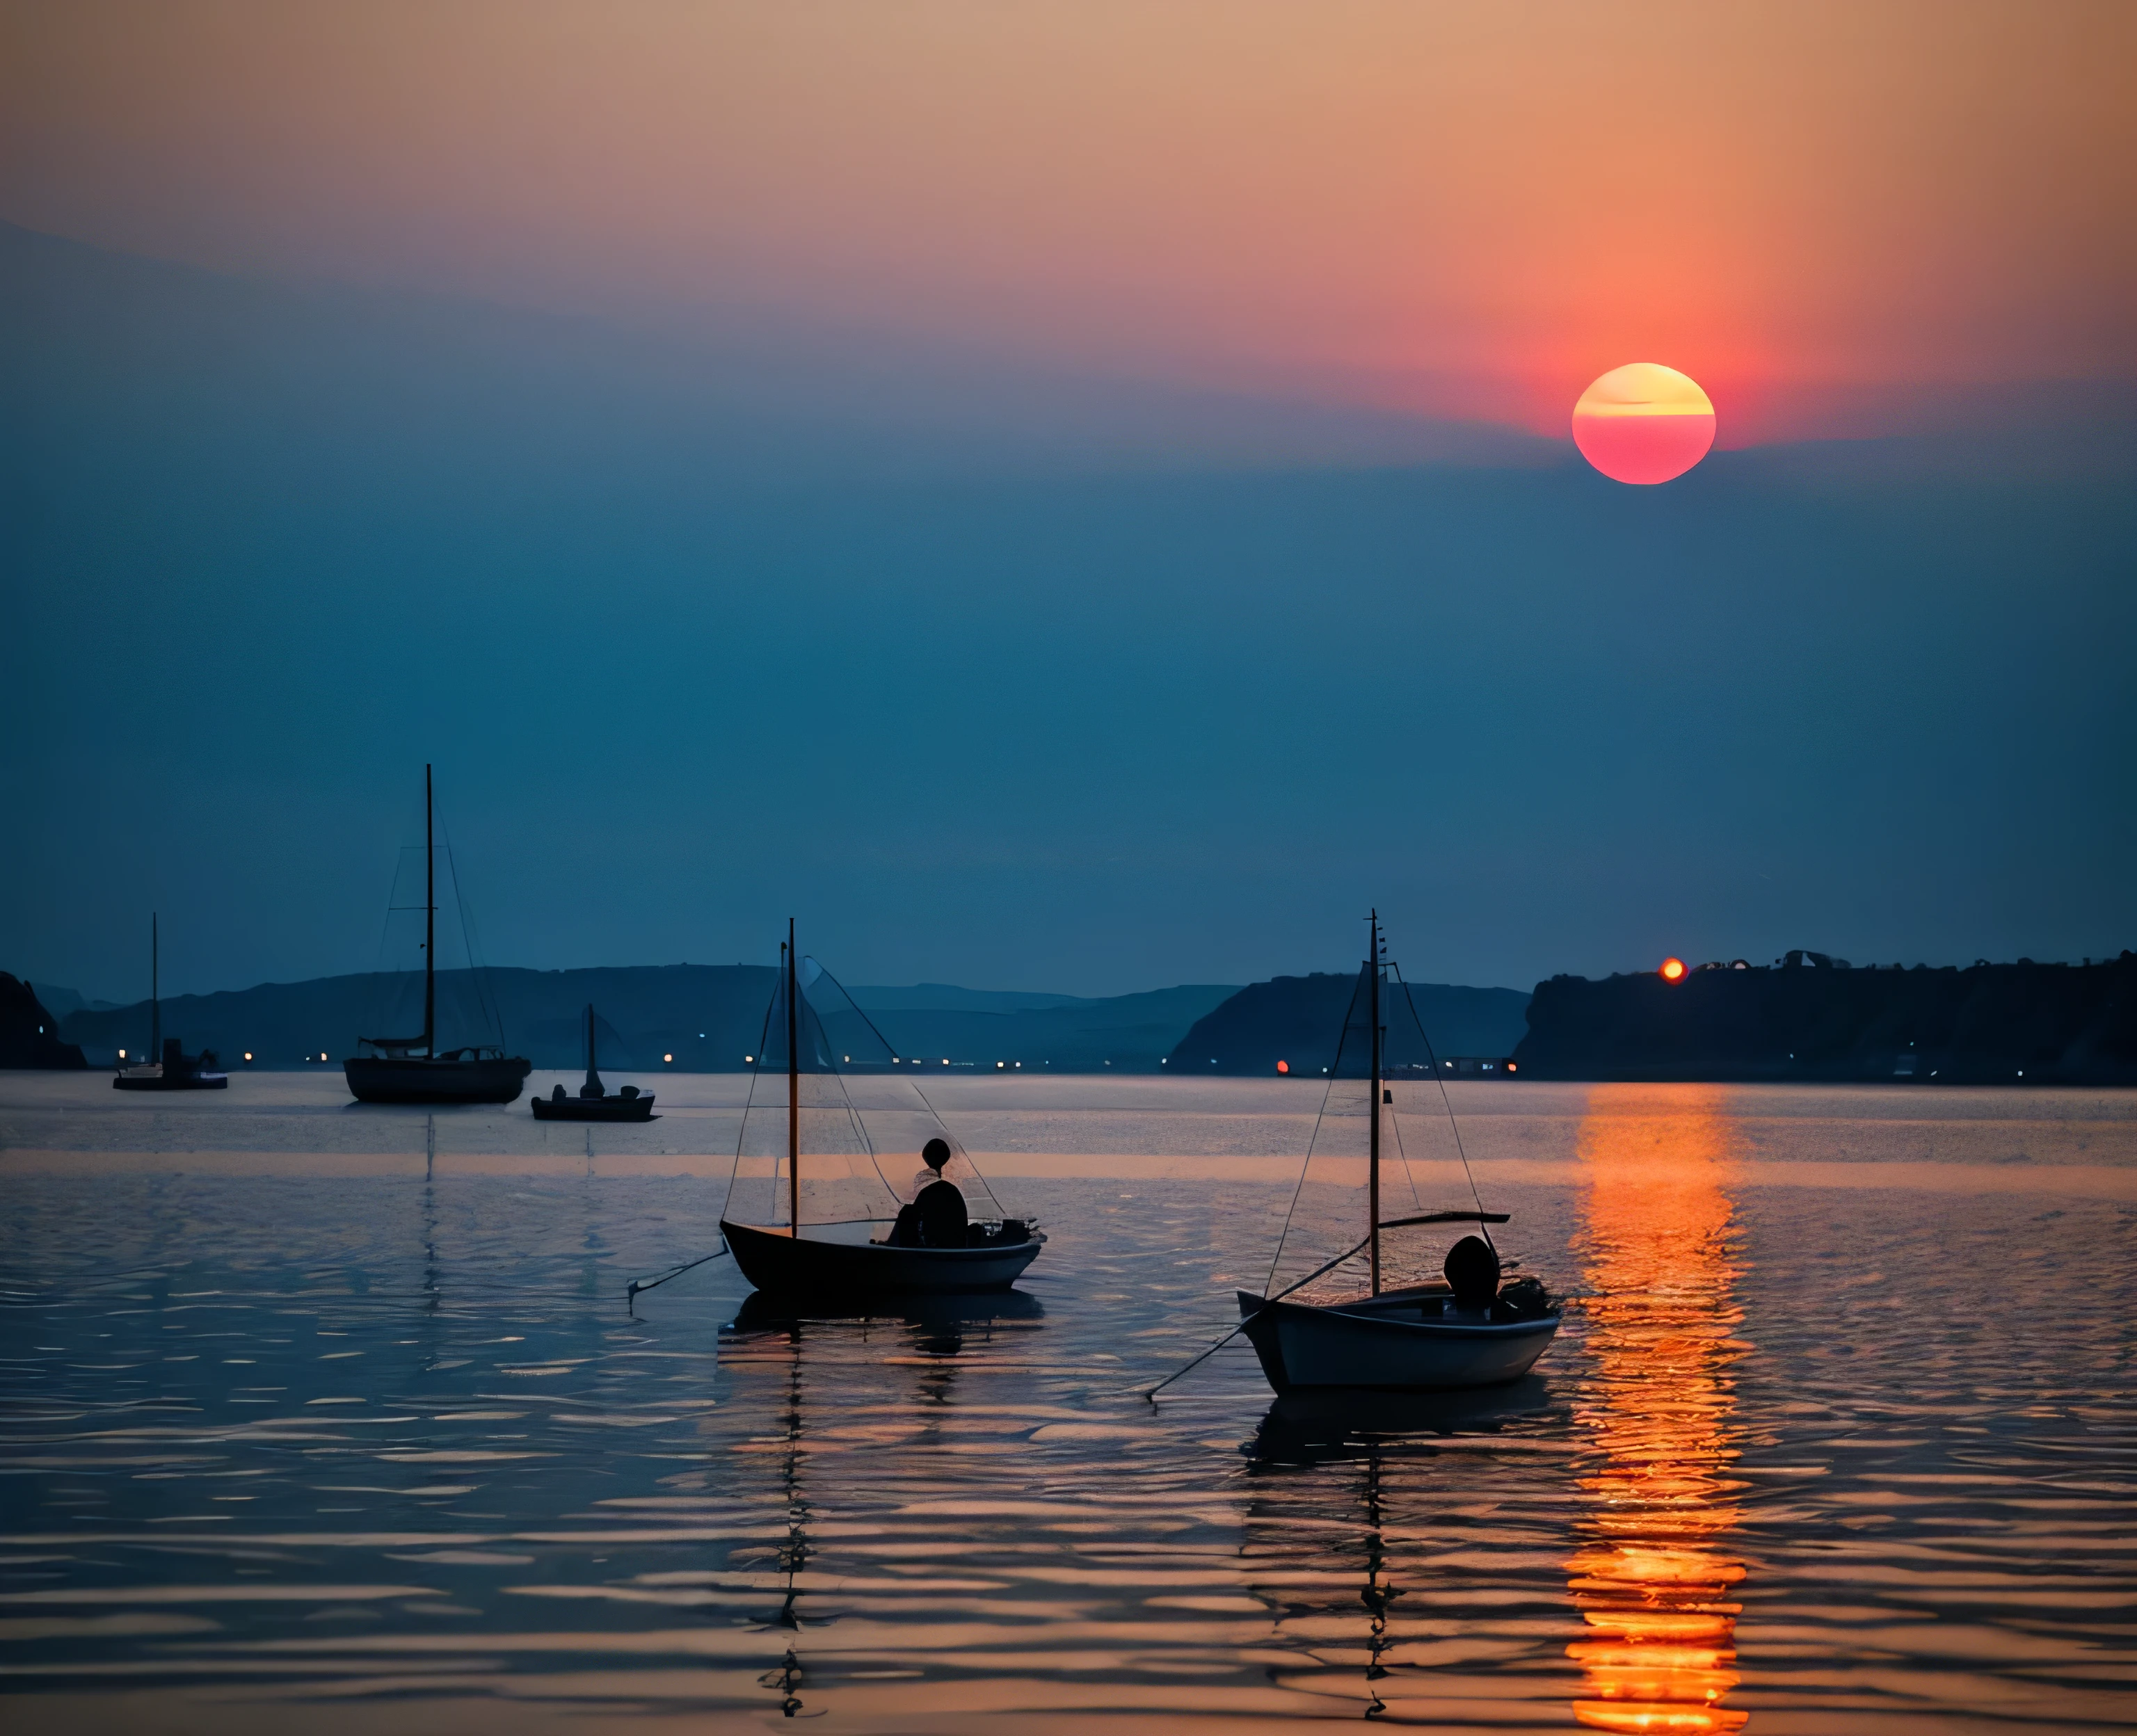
left=150, top=912, right=161, bottom=1063
left=785, top=919, right=800, bottom=1235
left=586, top=1003, right=597, bottom=1086
left=1368, top=908, right=1382, bottom=1296
left=422, top=764, right=436, bottom=1057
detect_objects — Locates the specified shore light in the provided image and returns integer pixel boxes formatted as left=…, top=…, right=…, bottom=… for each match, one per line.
left=1277, top=1060, right=1289, bottom=1074
left=118, top=1049, right=127, bottom=1059
left=1660, top=957, right=1687, bottom=982
left=664, top=1053, right=673, bottom=1063
left=243, top=1052, right=253, bottom=1062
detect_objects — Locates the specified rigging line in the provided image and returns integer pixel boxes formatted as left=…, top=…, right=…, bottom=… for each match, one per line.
left=720, top=979, right=783, bottom=1225
left=625, top=1241, right=729, bottom=1303
left=1392, top=964, right=1491, bottom=1249
left=794, top=960, right=906, bottom=1206
left=434, top=798, right=503, bottom=1050
left=1145, top=1233, right=1373, bottom=1399
left=1262, top=965, right=1369, bottom=1295
left=1386, top=1098, right=1425, bottom=1213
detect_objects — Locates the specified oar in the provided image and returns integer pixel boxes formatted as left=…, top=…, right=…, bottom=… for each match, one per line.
left=625, top=1241, right=729, bottom=1308
left=1143, top=1235, right=1372, bottom=1400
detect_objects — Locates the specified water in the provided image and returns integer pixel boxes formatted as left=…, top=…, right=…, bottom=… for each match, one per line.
left=3, top=1073, right=2134, bottom=1733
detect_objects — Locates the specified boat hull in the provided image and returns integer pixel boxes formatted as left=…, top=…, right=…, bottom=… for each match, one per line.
left=1238, top=1288, right=1559, bottom=1393
left=721, top=1218, right=1041, bottom=1296
left=344, top=1055, right=531, bottom=1104
left=531, top=1093, right=657, bottom=1122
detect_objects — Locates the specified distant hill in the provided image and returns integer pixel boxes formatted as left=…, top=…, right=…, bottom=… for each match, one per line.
left=49, top=965, right=1240, bottom=1074
left=0, top=975, right=87, bottom=1069
left=1513, top=951, right=2137, bottom=1083
left=1167, top=973, right=1532, bottom=1075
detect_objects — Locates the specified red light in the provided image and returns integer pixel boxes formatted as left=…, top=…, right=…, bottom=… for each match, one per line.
left=1660, top=957, right=1687, bottom=982
left=1276, top=1059, right=1289, bottom=1074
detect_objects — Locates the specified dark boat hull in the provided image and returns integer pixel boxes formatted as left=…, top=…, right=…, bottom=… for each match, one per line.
left=531, top=1093, right=657, bottom=1122
left=721, top=1218, right=1041, bottom=1296
left=344, top=1055, right=531, bottom=1104
left=1237, top=1287, right=1559, bottom=1394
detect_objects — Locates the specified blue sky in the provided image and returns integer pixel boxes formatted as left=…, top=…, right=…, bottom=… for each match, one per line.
left=3, top=223, right=2131, bottom=1000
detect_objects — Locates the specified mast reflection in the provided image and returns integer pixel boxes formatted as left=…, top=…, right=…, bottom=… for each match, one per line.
left=1567, top=1086, right=1751, bottom=1734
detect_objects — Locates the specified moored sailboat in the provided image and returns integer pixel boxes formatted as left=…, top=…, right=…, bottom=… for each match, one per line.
left=718, top=922, right=1042, bottom=1296
left=531, top=1004, right=656, bottom=1121
left=1235, top=912, right=1559, bottom=1394
left=113, top=913, right=227, bottom=1092
left=343, top=765, right=531, bottom=1106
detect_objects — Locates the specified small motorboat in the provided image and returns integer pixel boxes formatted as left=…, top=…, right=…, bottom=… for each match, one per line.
left=113, top=916, right=227, bottom=1092
left=718, top=922, right=1042, bottom=1298
left=343, top=765, right=531, bottom=1106
left=532, top=1004, right=657, bottom=1121
left=1233, top=912, right=1559, bottom=1395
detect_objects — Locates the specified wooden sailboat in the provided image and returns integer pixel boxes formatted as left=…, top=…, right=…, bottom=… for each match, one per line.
left=719, top=921, right=1043, bottom=1296
left=113, top=913, right=227, bottom=1091
left=1236, top=912, right=1559, bottom=1394
left=531, top=1004, right=656, bottom=1121
left=343, top=765, right=531, bottom=1105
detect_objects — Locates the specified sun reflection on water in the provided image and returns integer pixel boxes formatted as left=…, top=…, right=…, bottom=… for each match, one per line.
left=1569, top=1086, right=1752, bottom=1733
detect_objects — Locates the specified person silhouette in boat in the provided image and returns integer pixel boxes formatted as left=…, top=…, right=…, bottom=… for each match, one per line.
left=890, top=1139, right=969, bottom=1247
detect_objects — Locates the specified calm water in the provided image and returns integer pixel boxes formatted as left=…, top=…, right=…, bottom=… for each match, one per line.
left=2, top=1074, right=2134, bottom=1734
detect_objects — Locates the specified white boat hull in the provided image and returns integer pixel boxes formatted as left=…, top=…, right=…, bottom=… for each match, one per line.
left=1238, top=1287, right=1559, bottom=1393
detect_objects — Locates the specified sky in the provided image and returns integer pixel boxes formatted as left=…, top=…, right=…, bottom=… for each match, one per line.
left=2, top=1, right=2132, bottom=999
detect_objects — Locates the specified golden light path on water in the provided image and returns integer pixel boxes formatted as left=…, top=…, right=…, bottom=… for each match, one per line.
left=1569, top=1086, right=1750, bottom=1733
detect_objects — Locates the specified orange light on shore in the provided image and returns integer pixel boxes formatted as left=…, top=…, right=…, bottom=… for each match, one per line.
left=1660, top=958, right=1687, bottom=982
left=1276, top=1059, right=1289, bottom=1074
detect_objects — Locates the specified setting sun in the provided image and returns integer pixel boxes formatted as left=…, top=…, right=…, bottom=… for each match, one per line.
left=1574, top=365, right=1716, bottom=485
left=1660, top=957, right=1687, bottom=981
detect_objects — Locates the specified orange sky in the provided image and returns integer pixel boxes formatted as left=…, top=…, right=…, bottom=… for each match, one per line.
left=3, top=0, right=2131, bottom=445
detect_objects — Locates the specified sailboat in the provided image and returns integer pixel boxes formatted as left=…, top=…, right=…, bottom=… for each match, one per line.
left=1235, top=912, right=1559, bottom=1393
left=531, top=1004, right=657, bottom=1121
left=718, top=922, right=1043, bottom=1296
left=343, top=765, right=531, bottom=1106
left=112, top=913, right=227, bottom=1091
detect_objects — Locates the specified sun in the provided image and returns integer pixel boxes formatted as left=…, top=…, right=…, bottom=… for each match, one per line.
left=1573, top=364, right=1715, bottom=485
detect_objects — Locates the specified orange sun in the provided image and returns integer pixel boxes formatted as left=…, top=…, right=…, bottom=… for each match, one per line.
left=1574, top=364, right=1715, bottom=485
left=1660, top=958, right=1687, bottom=982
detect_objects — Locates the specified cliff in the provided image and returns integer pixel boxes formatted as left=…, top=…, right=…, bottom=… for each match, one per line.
left=1167, top=972, right=1532, bottom=1075
left=1512, top=951, right=2137, bottom=1084
left=0, top=974, right=88, bottom=1069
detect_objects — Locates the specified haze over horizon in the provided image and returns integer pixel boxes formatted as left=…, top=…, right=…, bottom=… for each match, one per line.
left=4, top=2, right=2132, bottom=1002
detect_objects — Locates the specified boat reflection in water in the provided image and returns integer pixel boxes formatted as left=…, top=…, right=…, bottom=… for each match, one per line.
left=1567, top=1085, right=1752, bottom=1733
left=717, top=1289, right=1048, bottom=1720
left=1239, top=1379, right=1560, bottom=1719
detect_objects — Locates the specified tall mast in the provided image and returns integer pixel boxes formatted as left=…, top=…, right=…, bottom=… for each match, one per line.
left=586, top=1004, right=597, bottom=1084
left=150, top=911, right=161, bottom=1062
left=785, top=919, right=800, bottom=1235
left=1368, top=908, right=1382, bottom=1296
left=422, top=763, right=435, bottom=1057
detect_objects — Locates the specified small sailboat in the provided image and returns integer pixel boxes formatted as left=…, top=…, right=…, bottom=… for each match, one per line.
left=718, top=922, right=1043, bottom=1296
left=113, top=913, right=227, bottom=1092
left=1235, top=912, right=1559, bottom=1394
left=532, top=1004, right=657, bottom=1121
left=343, top=765, right=531, bottom=1106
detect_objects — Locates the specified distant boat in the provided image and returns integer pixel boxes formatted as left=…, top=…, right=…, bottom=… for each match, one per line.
left=532, top=1004, right=656, bottom=1121
left=719, top=922, right=1042, bottom=1296
left=113, top=913, right=227, bottom=1092
left=1234, top=912, right=1559, bottom=1394
left=343, top=765, right=531, bottom=1106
